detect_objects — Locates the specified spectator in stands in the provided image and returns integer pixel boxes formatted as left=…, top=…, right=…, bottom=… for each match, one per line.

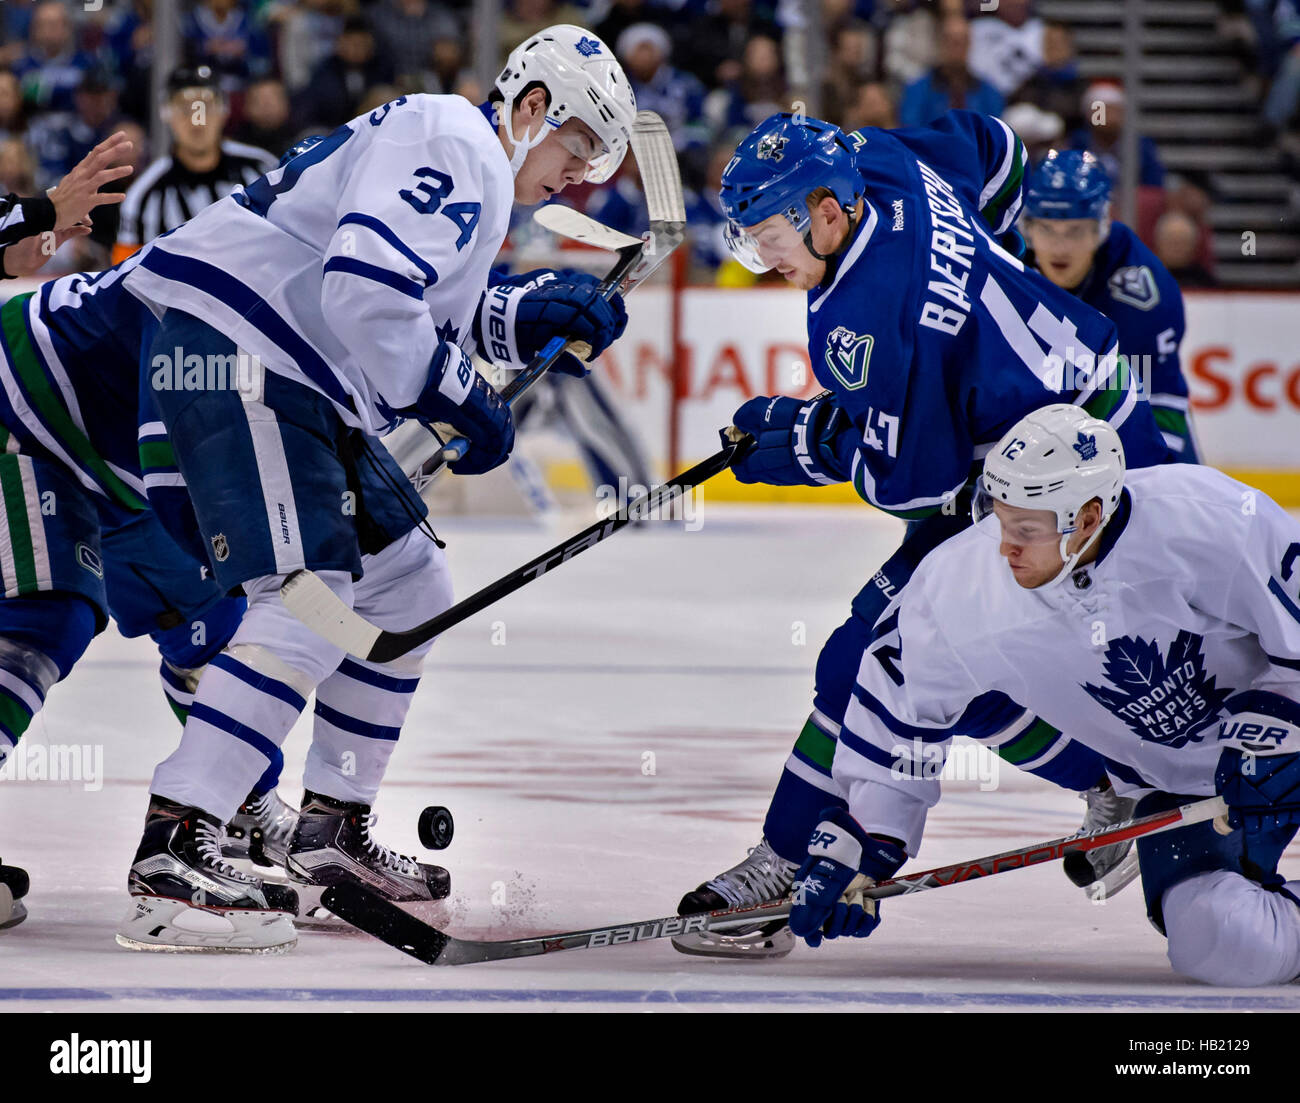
left=1263, top=0, right=1300, bottom=136
left=704, top=34, right=788, bottom=136
left=292, top=15, right=393, bottom=129
left=104, top=0, right=154, bottom=123
left=0, top=72, right=30, bottom=144
left=1070, top=81, right=1165, bottom=189
left=898, top=15, right=1003, bottom=127
left=674, top=0, right=782, bottom=89
left=1014, top=20, right=1087, bottom=133
left=277, top=0, right=349, bottom=94
left=408, top=36, right=476, bottom=96
left=1002, top=100, right=1064, bottom=165
left=879, top=0, right=936, bottom=89
left=968, top=0, right=1043, bottom=100
left=114, top=65, right=276, bottom=263
left=0, top=0, right=38, bottom=69
left=685, top=136, right=737, bottom=278
left=182, top=0, right=273, bottom=95
left=616, top=23, right=709, bottom=179
left=840, top=80, right=896, bottom=132
left=1154, top=209, right=1217, bottom=288
left=15, top=1, right=97, bottom=115
left=499, top=0, right=583, bottom=66
left=369, top=0, right=459, bottom=84
left=27, top=66, right=123, bottom=190
left=595, top=0, right=655, bottom=64
left=234, top=77, right=296, bottom=156
left=823, top=21, right=878, bottom=126
left=0, top=138, right=38, bottom=195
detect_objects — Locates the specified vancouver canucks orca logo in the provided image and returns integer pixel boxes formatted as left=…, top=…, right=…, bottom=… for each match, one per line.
left=824, top=326, right=874, bottom=391
left=1073, top=432, right=1097, bottom=461
left=1081, top=630, right=1234, bottom=749
left=1108, top=265, right=1159, bottom=311
left=575, top=36, right=603, bottom=57
left=757, top=133, right=787, bottom=162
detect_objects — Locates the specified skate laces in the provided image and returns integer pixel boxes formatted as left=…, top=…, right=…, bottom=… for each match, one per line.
left=704, top=840, right=797, bottom=908
left=247, top=791, right=297, bottom=846
left=358, top=813, right=420, bottom=875
left=195, top=817, right=256, bottom=883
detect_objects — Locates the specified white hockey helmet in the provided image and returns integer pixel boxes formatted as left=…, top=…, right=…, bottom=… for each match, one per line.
left=495, top=25, right=636, bottom=183
left=974, top=404, right=1126, bottom=584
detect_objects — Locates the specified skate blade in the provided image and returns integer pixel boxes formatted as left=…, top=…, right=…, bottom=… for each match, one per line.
left=1084, top=849, right=1141, bottom=903
left=116, top=895, right=297, bottom=953
left=0, top=885, right=27, bottom=930
left=671, top=924, right=795, bottom=961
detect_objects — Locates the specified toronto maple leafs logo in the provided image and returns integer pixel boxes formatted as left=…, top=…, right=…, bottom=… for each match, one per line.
left=757, top=133, right=787, bottom=162
left=435, top=318, right=460, bottom=346
left=1073, top=431, right=1098, bottom=461
left=1081, top=630, right=1234, bottom=749
left=824, top=326, right=874, bottom=391
left=575, top=36, right=602, bottom=58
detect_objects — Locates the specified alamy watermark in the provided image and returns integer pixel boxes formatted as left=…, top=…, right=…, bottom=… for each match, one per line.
left=890, top=738, right=1000, bottom=791
left=0, top=742, right=103, bottom=791
left=595, top=476, right=704, bottom=531
left=150, top=348, right=261, bottom=394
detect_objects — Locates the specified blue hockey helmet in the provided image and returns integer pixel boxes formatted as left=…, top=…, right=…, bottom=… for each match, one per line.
left=720, top=113, right=864, bottom=272
left=1023, top=149, right=1112, bottom=237
left=279, top=133, right=326, bottom=168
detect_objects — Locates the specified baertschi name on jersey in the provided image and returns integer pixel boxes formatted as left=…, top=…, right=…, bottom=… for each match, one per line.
left=1080, top=630, right=1234, bottom=749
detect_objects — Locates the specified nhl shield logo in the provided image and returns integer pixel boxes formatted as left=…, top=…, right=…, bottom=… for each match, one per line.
left=824, top=326, right=874, bottom=390
left=211, top=533, right=230, bottom=563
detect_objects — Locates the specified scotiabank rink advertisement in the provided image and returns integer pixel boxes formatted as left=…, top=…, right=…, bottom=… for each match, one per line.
left=596, top=288, right=1300, bottom=502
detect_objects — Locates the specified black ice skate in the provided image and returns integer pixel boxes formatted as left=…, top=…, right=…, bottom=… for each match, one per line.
left=116, top=796, right=299, bottom=953
left=286, top=790, right=450, bottom=925
left=674, top=837, right=798, bottom=959
left=0, top=858, right=29, bottom=929
left=1063, top=779, right=1140, bottom=900
left=223, top=788, right=299, bottom=871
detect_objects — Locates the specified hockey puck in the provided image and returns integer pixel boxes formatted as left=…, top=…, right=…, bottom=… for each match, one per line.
left=418, top=805, right=454, bottom=850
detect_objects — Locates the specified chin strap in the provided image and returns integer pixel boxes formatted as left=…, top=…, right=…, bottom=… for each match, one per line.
left=1045, top=514, right=1111, bottom=588
left=499, top=102, right=551, bottom=176
left=803, top=202, right=859, bottom=263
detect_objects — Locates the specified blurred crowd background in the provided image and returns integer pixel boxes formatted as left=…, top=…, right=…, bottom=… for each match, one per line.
left=0, top=0, right=1296, bottom=285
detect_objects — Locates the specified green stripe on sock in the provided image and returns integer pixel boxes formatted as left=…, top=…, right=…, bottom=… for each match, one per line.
left=1, top=296, right=145, bottom=511
left=0, top=461, right=38, bottom=594
left=166, top=696, right=190, bottom=726
left=793, top=717, right=837, bottom=771
left=995, top=718, right=1060, bottom=766
left=0, top=686, right=35, bottom=742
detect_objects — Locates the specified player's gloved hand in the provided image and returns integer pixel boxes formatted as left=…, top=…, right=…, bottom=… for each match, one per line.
left=476, top=267, right=627, bottom=379
left=1216, top=748, right=1300, bottom=834
left=788, top=808, right=906, bottom=948
left=404, top=341, right=514, bottom=475
left=513, top=273, right=627, bottom=375
left=724, top=394, right=854, bottom=486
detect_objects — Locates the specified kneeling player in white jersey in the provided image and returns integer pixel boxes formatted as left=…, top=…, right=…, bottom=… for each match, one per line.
left=115, top=26, right=637, bottom=952
left=788, top=405, right=1300, bottom=985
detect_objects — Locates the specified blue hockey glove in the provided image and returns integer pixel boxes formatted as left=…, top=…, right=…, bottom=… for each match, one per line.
left=403, top=341, right=514, bottom=475
left=475, top=267, right=627, bottom=378
left=788, top=808, right=906, bottom=948
left=725, top=394, right=854, bottom=486
left=1216, top=748, right=1300, bottom=834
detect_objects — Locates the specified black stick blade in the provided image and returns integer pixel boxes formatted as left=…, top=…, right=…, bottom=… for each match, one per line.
left=320, top=884, right=450, bottom=965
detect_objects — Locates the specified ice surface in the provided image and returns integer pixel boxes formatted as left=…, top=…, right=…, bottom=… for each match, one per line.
left=1, top=505, right=1296, bottom=1012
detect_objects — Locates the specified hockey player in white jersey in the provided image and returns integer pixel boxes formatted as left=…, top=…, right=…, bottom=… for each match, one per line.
left=115, top=26, right=636, bottom=951
left=787, top=405, right=1300, bottom=985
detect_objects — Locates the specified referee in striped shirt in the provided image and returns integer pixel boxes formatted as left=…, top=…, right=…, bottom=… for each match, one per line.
left=112, top=65, right=276, bottom=264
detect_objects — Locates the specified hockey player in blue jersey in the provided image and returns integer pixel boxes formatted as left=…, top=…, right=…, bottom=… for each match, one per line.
left=114, top=26, right=637, bottom=951
left=788, top=404, right=1300, bottom=986
left=673, top=110, right=1177, bottom=958
left=1021, top=149, right=1199, bottom=461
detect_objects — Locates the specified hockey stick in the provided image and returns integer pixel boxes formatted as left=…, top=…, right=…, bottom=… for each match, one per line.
left=320, top=795, right=1229, bottom=966
left=281, top=435, right=752, bottom=662
left=532, top=204, right=642, bottom=251
left=430, top=111, right=685, bottom=471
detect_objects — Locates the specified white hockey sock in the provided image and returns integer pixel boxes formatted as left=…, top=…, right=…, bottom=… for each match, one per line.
left=1163, top=870, right=1300, bottom=987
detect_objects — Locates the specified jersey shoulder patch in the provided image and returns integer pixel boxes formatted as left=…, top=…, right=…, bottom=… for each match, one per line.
left=1107, top=265, right=1160, bottom=311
